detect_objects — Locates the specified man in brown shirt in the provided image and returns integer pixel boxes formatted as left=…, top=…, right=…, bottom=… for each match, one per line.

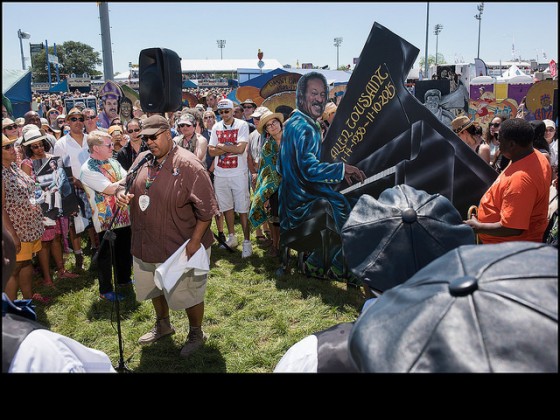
left=116, top=115, right=219, bottom=358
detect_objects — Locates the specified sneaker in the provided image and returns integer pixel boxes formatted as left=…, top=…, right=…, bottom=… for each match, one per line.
left=138, top=317, right=175, bottom=345
left=241, top=240, right=252, bottom=258
left=179, top=329, right=208, bottom=358
left=99, top=291, right=124, bottom=302
left=225, top=234, right=238, bottom=248
left=43, top=217, right=56, bottom=227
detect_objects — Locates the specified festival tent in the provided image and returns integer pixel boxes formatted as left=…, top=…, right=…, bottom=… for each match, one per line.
left=49, top=79, right=68, bottom=93
left=289, top=68, right=353, bottom=86
left=498, top=64, right=531, bottom=81
left=494, top=65, right=533, bottom=103
left=2, top=69, right=32, bottom=118
left=239, top=68, right=289, bottom=88
left=183, top=79, right=198, bottom=88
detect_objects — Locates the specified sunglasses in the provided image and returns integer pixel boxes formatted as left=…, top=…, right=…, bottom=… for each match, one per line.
left=57, top=120, right=65, bottom=124
left=243, top=105, right=255, bottom=109
left=31, top=144, right=45, bottom=150
left=69, top=117, right=85, bottom=122
left=4, top=124, right=17, bottom=130
left=127, top=128, right=141, bottom=133
left=203, top=116, right=215, bottom=120
left=141, top=130, right=165, bottom=141
left=218, top=110, right=231, bottom=115
left=100, top=143, right=114, bottom=149
left=265, top=120, right=279, bottom=130
left=178, top=123, right=193, bottom=128
left=2, top=144, right=15, bottom=150
left=489, top=123, right=500, bottom=128
left=85, top=116, right=97, bottom=120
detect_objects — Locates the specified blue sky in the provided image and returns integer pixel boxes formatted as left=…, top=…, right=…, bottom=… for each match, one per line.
left=2, top=2, right=558, bottom=75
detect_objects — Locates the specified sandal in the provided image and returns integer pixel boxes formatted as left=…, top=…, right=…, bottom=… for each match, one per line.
left=42, top=278, right=56, bottom=288
left=32, top=293, right=51, bottom=304
left=57, top=269, right=79, bottom=279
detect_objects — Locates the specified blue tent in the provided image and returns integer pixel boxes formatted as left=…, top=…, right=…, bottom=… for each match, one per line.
left=183, top=79, right=198, bottom=89
left=49, top=79, right=68, bottom=93
left=2, top=69, right=32, bottom=118
left=239, top=68, right=289, bottom=88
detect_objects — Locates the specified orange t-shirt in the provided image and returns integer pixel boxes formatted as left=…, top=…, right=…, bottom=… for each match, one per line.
left=478, top=149, right=551, bottom=244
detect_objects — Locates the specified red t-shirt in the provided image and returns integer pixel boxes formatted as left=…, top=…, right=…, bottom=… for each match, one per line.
left=478, top=149, right=551, bottom=244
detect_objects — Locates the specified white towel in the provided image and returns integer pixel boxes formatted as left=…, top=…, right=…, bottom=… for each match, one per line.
left=154, top=239, right=210, bottom=293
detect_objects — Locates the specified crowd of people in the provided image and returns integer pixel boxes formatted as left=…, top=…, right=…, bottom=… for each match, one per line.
left=2, top=72, right=558, bottom=372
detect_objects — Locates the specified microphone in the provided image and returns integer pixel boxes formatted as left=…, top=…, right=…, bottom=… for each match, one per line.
left=129, top=152, right=154, bottom=174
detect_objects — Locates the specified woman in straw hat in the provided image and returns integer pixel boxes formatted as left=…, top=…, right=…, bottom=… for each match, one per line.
left=2, top=133, right=49, bottom=304
left=249, top=110, right=285, bottom=257
left=452, top=115, right=491, bottom=164
left=20, top=126, right=79, bottom=287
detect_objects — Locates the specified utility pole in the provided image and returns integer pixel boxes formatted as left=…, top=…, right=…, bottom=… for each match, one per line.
left=217, top=40, right=226, bottom=60
left=334, top=37, right=343, bottom=69
left=475, top=2, right=484, bottom=59
left=424, top=3, right=430, bottom=77
left=98, top=2, right=114, bottom=81
left=434, top=24, right=443, bottom=66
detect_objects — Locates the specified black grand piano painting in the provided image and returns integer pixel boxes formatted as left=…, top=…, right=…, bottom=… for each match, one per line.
left=278, top=22, right=497, bottom=283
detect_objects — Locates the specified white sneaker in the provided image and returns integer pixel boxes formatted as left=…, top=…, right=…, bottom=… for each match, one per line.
left=241, top=240, right=252, bottom=258
left=225, top=234, right=238, bottom=248
left=43, top=217, right=57, bottom=227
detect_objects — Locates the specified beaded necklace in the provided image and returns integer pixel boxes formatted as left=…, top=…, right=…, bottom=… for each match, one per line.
left=145, top=145, right=175, bottom=193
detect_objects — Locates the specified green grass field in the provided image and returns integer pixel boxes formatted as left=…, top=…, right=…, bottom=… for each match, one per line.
left=30, top=225, right=366, bottom=373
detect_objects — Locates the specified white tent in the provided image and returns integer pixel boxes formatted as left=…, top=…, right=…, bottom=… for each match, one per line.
left=470, top=75, right=495, bottom=85
left=497, top=64, right=533, bottom=83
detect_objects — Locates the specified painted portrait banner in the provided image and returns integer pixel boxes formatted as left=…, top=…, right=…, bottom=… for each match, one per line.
left=321, top=22, right=497, bottom=218
left=35, top=156, right=79, bottom=219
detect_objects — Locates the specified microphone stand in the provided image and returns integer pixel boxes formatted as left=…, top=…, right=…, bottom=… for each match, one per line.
left=92, top=162, right=145, bottom=373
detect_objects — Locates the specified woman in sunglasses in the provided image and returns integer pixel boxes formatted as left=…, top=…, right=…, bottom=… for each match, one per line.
left=20, top=128, right=79, bottom=287
left=46, top=108, right=60, bottom=130
left=485, top=115, right=509, bottom=173
left=115, top=118, right=148, bottom=171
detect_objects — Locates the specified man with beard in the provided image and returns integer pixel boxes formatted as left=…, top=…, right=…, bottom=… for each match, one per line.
left=115, top=115, right=219, bottom=359
left=97, top=81, right=122, bottom=129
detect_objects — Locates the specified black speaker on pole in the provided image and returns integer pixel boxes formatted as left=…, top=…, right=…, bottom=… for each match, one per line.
left=139, top=48, right=182, bottom=113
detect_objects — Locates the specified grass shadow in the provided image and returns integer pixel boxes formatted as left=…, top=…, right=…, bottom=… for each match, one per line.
left=133, top=336, right=227, bottom=373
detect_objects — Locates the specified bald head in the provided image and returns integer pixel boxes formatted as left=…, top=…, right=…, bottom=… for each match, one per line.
left=24, top=111, right=41, bottom=128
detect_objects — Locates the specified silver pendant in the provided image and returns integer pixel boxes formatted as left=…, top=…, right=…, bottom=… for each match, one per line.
left=139, top=194, right=150, bottom=211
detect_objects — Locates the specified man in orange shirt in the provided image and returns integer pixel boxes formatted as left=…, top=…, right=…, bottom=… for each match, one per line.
left=465, top=118, right=551, bottom=244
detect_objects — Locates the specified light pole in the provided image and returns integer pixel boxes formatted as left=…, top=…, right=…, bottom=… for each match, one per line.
left=424, top=3, right=429, bottom=78
left=334, top=37, right=343, bottom=69
left=434, top=24, right=443, bottom=66
left=475, top=2, right=484, bottom=59
left=17, top=29, right=31, bottom=70
left=217, top=39, right=226, bottom=60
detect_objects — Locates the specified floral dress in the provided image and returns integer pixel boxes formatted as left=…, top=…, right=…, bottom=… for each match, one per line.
left=249, top=135, right=281, bottom=228
left=2, top=162, right=44, bottom=243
